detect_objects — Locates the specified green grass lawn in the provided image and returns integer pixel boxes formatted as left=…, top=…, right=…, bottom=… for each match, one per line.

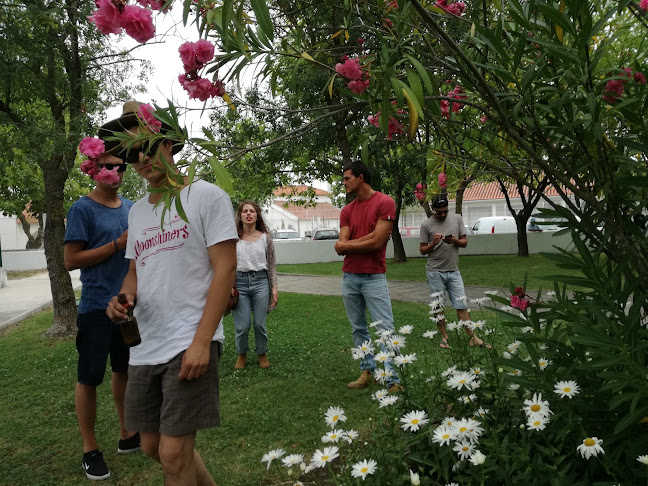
left=278, top=254, right=579, bottom=290
left=0, top=293, right=509, bottom=486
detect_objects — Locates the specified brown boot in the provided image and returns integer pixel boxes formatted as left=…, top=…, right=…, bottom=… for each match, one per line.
left=258, top=354, right=270, bottom=369
left=347, top=371, right=374, bottom=389
left=234, top=354, right=247, bottom=370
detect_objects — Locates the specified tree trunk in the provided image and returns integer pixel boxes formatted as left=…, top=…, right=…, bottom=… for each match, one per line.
left=515, top=216, right=529, bottom=257
left=40, top=157, right=77, bottom=337
left=18, top=212, right=44, bottom=249
left=392, top=180, right=407, bottom=263
left=455, top=176, right=473, bottom=216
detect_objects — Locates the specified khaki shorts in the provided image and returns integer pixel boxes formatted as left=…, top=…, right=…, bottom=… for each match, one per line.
left=124, top=341, right=222, bottom=436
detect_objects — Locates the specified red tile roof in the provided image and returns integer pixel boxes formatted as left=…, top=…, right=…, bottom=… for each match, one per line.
left=273, top=185, right=330, bottom=197
left=454, top=181, right=573, bottom=201
left=273, top=202, right=341, bottom=220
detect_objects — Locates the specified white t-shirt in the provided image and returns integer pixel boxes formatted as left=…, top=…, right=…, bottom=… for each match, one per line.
left=125, top=180, right=238, bottom=366
left=236, top=233, right=268, bottom=272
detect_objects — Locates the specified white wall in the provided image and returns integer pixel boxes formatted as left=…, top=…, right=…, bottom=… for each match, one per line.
left=0, top=215, right=33, bottom=251
left=1, top=249, right=47, bottom=271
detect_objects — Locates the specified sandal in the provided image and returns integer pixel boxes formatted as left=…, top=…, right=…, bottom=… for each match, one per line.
left=439, top=338, right=450, bottom=349
left=469, top=338, right=491, bottom=349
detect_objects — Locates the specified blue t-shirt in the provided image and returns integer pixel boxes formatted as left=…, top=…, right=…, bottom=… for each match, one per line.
left=64, top=195, right=133, bottom=313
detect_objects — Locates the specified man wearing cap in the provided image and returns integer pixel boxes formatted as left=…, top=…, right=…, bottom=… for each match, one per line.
left=335, top=161, right=400, bottom=391
left=65, top=139, right=138, bottom=481
left=104, top=101, right=238, bottom=486
left=420, top=194, right=488, bottom=349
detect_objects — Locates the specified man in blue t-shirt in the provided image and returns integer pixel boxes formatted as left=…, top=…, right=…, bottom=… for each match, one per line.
left=64, top=142, right=137, bottom=481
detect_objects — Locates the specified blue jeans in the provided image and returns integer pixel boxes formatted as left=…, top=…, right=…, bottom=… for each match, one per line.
left=232, top=270, right=270, bottom=355
left=341, top=272, right=397, bottom=376
left=426, top=270, right=467, bottom=309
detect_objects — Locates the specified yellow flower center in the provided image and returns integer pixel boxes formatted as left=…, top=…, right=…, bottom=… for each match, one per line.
left=442, top=434, right=450, bottom=439
left=459, top=427, right=467, bottom=433
left=333, top=415, right=338, bottom=421
left=412, top=419, right=419, bottom=425
left=531, top=404, right=541, bottom=412
left=331, top=434, right=337, bottom=439
left=540, top=361, right=546, bottom=365
left=322, top=455, right=329, bottom=461
left=534, top=421, right=541, bottom=426
left=564, top=387, right=571, bottom=393
left=474, top=370, right=481, bottom=374
left=584, top=438, right=595, bottom=447
left=459, top=379, right=466, bottom=384
left=361, top=467, right=368, bottom=473
left=462, top=446, right=469, bottom=451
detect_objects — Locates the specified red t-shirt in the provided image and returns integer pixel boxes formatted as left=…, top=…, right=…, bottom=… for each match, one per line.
left=340, top=191, right=396, bottom=274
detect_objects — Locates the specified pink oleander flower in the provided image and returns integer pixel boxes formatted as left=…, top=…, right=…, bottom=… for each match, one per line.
left=414, top=183, right=426, bottom=202
left=445, top=1, right=466, bottom=15
left=514, top=286, right=525, bottom=297
left=137, top=0, right=169, bottom=11
left=80, top=159, right=99, bottom=177
left=121, top=4, right=155, bottom=43
left=194, top=39, right=216, bottom=64
left=179, top=75, right=225, bottom=101
left=367, top=112, right=404, bottom=139
left=367, top=113, right=380, bottom=127
left=79, top=137, right=105, bottom=158
left=94, top=166, right=121, bottom=185
left=347, top=78, right=370, bottom=94
left=640, top=0, right=648, bottom=11
left=602, top=79, right=625, bottom=103
left=635, top=72, right=646, bottom=85
left=138, top=104, right=162, bottom=132
left=178, top=42, right=199, bottom=71
left=385, top=0, right=398, bottom=9
left=382, top=18, right=393, bottom=28
left=510, top=295, right=529, bottom=311
left=87, top=0, right=122, bottom=35
left=480, top=114, right=488, bottom=123
left=438, top=172, right=447, bottom=188
left=441, top=99, right=450, bottom=119
left=335, top=58, right=363, bottom=80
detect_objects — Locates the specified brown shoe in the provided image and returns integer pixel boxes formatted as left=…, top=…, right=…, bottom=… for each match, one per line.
left=347, top=371, right=374, bottom=389
left=258, top=354, right=270, bottom=369
left=234, top=354, right=247, bottom=370
left=388, top=383, right=404, bottom=394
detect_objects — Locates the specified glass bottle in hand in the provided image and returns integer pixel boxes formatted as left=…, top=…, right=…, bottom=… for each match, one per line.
left=116, top=293, right=141, bottom=347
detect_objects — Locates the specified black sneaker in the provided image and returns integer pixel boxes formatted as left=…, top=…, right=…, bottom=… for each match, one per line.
left=117, top=432, right=141, bottom=454
left=82, top=449, right=110, bottom=480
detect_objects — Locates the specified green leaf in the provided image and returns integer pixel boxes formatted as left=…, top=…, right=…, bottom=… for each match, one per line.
left=405, top=56, right=434, bottom=97
left=393, top=78, right=425, bottom=120
left=174, top=191, right=188, bottom=223
left=250, top=0, right=274, bottom=42
left=209, top=156, right=234, bottom=195
left=405, top=67, right=424, bottom=108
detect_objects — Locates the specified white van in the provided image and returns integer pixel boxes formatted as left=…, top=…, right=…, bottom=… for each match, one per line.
left=471, top=216, right=517, bottom=234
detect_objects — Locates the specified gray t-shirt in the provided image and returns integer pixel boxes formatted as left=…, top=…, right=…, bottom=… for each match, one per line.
left=420, top=212, right=466, bottom=272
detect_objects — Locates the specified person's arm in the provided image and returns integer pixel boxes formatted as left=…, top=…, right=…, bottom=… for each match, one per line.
left=334, top=219, right=393, bottom=255
left=64, top=230, right=128, bottom=271
left=420, top=233, right=443, bottom=255
left=179, top=239, right=237, bottom=381
left=266, top=235, right=278, bottom=308
left=106, top=259, right=138, bottom=320
left=444, top=234, right=467, bottom=248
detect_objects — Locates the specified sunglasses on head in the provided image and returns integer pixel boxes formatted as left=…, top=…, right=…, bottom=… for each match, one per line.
left=98, top=163, right=127, bottom=172
left=119, top=139, right=162, bottom=164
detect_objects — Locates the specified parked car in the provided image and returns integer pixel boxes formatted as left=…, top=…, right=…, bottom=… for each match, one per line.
left=471, top=216, right=517, bottom=234
left=272, top=230, right=302, bottom=241
left=399, top=227, right=421, bottom=237
left=312, top=229, right=339, bottom=240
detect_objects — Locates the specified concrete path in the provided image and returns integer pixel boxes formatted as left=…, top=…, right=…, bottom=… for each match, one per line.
left=0, top=270, right=81, bottom=330
left=0, top=271, right=499, bottom=331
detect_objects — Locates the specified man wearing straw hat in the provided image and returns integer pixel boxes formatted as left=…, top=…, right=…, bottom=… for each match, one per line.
left=105, top=101, right=238, bottom=486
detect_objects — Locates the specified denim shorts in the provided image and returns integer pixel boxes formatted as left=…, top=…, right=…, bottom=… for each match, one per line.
left=124, top=341, right=222, bottom=436
left=426, top=270, right=468, bottom=309
left=76, top=310, right=129, bottom=386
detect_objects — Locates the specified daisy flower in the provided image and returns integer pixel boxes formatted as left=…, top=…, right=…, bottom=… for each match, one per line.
left=458, top=319, right=471, bottom=328
left=637, top=455, right=648, bottom=465
left=410, top=469, right=420, bottom=485
left=523, top=393, right=552, bottom=418
left=507, top=340, right=521, bottom=353
left=430, top=291, right=444, bottom=299
left=394, top=353, right=417, bottom=367
left=577, top=437, right=604, bottom=460
left=470, top=297, right=490, bottom=305
left=352, top=340, right=374, bottom=359
left=442, top=365, right=458, bottom=377
left=400, top=410, right=430, bottom=432
left=538, top=358, right=551, bottom=370
left=324, top=406, right=347, bottom=428
left=554, top=380, right=580, bottom=399
left=469, top=450, right=486, bottom=465
left=509, top=369, right=523, bottom=377
left=470, top=367, right=484, bottom=376
left=446, top=371, right=476, bottom=391
left=458, top=394, right=477, bottom=404
left=468, top=320, right=486, bottom=331
left=508, top=384, right=520, bottom=391
left=546, top=291, right=556, bottom=297
left=521, top=326, right=534, bottom=333
left=282, top=454, right=304, bottom=467
left=351, top=459, right=377, bottom=480
left=374, top=351, right=391, bottom=364
left=399, top=325, right=414, bottom=334
left=453, top=440, right=475, bottom=460
left=441, top=416, right=456, bottom=427
left=378, top=395, right=399, bottom=408
left=446, top=483, right=460, bottom=486
left=311, top=446, right=339, bottom=468
left=377, top=328, right=393, bottom=339
left=345, top=430, right=359, bottom=442
left=484, top=289, right=498, bottom=295
left=388, top=335, right=406, bottom=351
left=476, top=407, right=489, bottom=417
left=372, top=389, right=389, bottom=401
left=422, top=329, right=438, bottom=339
left=502, top=351, right=512, bottom=359
left=432, top=424, right=457, bottom=446
left=446, top=321, right=459, bottom=332
left=429, top=314, right=444, bottom=322
left=373, top=367, right=394, bottom=384
left=485, top=328, right=495, bottom=335
left=321, top=429, right=345, bottom=443
left=526, top=415, right=549, bottom=431
left=453, top=418, right=484, bottom=442
left=369, top=319, right=383, bottom=328
left=261, top=448, right=285, bottom=470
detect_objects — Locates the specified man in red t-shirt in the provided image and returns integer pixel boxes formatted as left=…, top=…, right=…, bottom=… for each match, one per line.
left=335, top=161, right=400, bottom=390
